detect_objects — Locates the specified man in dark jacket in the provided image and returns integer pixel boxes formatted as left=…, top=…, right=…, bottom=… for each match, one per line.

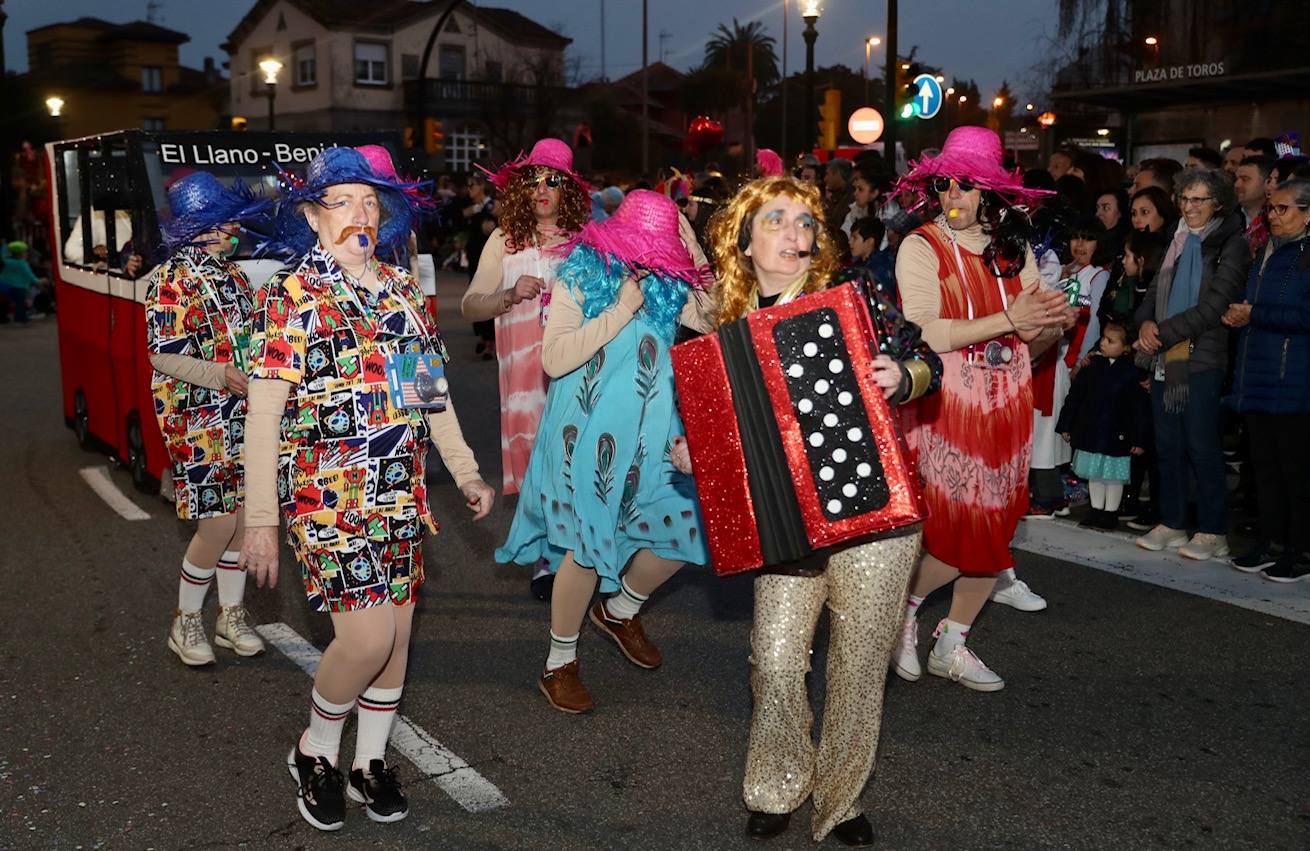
left=1133, top=168, right=1251, bottom=561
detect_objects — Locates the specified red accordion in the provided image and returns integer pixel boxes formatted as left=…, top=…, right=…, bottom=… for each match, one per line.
left=671, top=283, right=923, bottom=576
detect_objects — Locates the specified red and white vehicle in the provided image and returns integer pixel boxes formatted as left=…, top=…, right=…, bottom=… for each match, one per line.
left=46, top=130, right=410, bottom=491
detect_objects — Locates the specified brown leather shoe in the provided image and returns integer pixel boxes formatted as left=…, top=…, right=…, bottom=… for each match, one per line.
left=589, top=600, right=662, bottom=669
left=538, top=661, right=594, bottom=714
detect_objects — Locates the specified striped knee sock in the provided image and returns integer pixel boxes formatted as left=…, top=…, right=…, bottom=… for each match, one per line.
left=178, top=558, right=215, bottom=613
left=215, top=550, right=245, bottom=607
left=354, top=686, right=403, bottom=770
left=605, top=578, right=648, bottom=620
left=545, top=631, right=578, bottom=670
left=303, top=688, right=354, bottom=765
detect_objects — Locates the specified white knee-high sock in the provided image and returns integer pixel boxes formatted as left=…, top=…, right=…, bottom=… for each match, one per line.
left=1103, top=481, right=1125, bottom=512
left=905, top=593, right=926, bottom=619
left=1089, top=480, right=1107, bottom=510
left=354, top=686, right=403, bottom=770
left=303, top=688, right=354, bottom=765
left=605, top=578, right=648, bottom=620
left=178, top=558, right=214, bottom=613
left=216, top=550, right=245, bottom=607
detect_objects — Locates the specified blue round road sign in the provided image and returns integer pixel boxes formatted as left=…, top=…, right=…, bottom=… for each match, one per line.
left=911, top=74, right=943, bottom=120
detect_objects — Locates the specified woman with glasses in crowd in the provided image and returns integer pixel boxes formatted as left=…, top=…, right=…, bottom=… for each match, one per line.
left=1133, top=168, right=1250, bottom=561
left=1223, top=178, right=1310, bottom=582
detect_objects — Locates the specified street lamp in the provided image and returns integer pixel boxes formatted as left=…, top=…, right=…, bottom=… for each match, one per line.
left=801, top=1, right=822, bottom=153
left=1025, top=102, right=1035, bottom=111
left=992, top=95, right=1005, bottom=109
left=45, top=95, right=64, bottom=118
left=958, top=95, right=968, bottom=104
left=863, top=35, right=880, bottom=103
left=259, top=56, right=282, bottom=131
left=1144, top=35, right=1160, bottom=66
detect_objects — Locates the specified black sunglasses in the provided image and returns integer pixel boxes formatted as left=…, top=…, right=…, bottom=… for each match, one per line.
left=532, top=169, right=564, bottom=189
left=931, top=176, right=976, bottom=194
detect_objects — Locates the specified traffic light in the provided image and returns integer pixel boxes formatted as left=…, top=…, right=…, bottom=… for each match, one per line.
left=896, top=62, right=922, bottom=120
left=817, top=88, right=841, bottom=152
left=423, top=117, right=444, bottom=155
left=230, top=116, right=248, bottom=131
left=403, top=126, right=416, bottom=149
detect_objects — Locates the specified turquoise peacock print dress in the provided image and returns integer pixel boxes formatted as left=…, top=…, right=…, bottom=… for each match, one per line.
left=494, top=248, right=708, bottom=594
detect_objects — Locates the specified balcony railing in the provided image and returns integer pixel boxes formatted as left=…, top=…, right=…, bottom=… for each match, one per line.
left=403, top=78, right=569, bottom=113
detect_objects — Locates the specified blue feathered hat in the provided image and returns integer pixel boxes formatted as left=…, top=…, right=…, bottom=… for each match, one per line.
left=160, top=172, right=273, bottom=255
left=263, top=146, right=423, bottom=259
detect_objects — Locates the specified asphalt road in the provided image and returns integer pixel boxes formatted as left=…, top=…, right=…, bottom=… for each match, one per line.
left=2, top=275, right=1308, bottom=850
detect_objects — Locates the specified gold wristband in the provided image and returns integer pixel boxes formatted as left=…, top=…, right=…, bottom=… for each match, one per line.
left=904, top=359, right=933, bottom=402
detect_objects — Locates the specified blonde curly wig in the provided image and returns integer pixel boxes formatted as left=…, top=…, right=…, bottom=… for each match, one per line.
left=706, top=176, right=838, bottom=326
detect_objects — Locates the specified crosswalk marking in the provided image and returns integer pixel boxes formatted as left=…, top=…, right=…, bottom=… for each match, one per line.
left=256, top=622, right=510, bottom=813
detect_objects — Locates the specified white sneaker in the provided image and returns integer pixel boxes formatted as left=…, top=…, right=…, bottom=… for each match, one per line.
left=927, top=644, right=1005, bottom=692
left=1135, top=524, right=1189, bottom=552
left=891, top=616, right=921, bottom=682
left=215, top=604, right=266, bottom=656
left=990, top=577, right=1047, bottom=612
left=1178, top=533, right=1230, bottom=561
left=169, top=610, right=216, bottom=666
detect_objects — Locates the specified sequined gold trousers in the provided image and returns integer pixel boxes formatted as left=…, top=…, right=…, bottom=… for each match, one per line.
left=742, top=531, right=920, bottom=840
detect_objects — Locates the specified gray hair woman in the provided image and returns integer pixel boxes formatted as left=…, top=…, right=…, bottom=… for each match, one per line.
left=1133, top=168, right=1250, bottom=559
left=1222, top=178, right=1310, bottom=582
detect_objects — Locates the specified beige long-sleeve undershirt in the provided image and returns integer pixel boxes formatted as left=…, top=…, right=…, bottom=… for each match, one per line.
left=896, top=222, right=1039, bottom=353
left=149, top=353, right=227, bottom=390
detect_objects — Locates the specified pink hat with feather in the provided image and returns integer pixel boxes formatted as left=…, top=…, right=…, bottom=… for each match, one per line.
left=894, top=126, right=1053, bottom=205
left=477, top=138, right=592, bottom=193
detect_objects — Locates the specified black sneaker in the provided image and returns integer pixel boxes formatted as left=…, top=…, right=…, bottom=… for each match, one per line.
left=286, top=746, right=346, bottom=831
left=348, top=759, right=408, bottom=823
left=1231, top=548, right=1278, bottom=574
left=1125, top=511, right=1159, bottom=531
left=1259, top=555, right=1310, bottom=584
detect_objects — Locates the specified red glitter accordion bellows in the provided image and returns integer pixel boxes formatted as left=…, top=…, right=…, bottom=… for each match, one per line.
left=671, top=283, right=924, bottom=576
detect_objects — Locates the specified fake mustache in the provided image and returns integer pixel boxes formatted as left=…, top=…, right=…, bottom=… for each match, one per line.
left=336, top=225, right=378, bottom=247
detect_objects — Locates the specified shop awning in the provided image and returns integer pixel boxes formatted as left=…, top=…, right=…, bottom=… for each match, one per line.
left=1052, top=67, right=1310, bottom=111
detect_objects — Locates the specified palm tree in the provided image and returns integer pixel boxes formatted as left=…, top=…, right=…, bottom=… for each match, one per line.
left=703, top=19, right=780, bottom=90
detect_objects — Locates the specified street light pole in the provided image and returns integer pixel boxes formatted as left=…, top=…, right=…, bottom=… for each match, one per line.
left=883, top=0, right=897, bottom=171
left=640, top=0, right=648, bottom=175
left=781, top=0, right=787, bottom=161
left=801, top=4, right=820, bottom=155
left=259, top=57, right=282, bottom=132
left=863, top=36, right=880, bottom=104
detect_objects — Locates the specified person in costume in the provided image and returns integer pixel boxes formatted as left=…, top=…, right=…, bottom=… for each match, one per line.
left=495, top=190, right=715, bottom=714
left=703, top=176, right=942, bottom=847
left=146, top=172, right=271, bottom=667
left=460, top=138, right=591, bottom=600
left=891, top=126, right=1075, bottom=692
left=240, top=148, right=495, bottom=831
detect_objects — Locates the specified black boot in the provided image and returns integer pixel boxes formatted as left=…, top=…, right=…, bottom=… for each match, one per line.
left=832, top=813, right=875, bottom=847
left=1096, top=509, right=1120, bottom=530
left=1079, top=508, right=1103, bottom=528
left=745, top=810, right=790, bottom=840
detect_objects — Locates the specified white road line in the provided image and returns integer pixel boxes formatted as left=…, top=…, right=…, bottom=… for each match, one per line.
left=256, top=622, right=510, bottom=813
left=1014, top=518, right=1310, bottom=626
left=78, top=466, right=151, bottom=521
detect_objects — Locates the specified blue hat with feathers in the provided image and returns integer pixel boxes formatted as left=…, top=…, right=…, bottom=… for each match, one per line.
left=161, top=172, right=273, bottom=255
left=260, top=146, right=422, bottom=259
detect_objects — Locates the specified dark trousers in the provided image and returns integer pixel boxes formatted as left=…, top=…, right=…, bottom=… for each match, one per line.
left=1151, top=370, right=1227, bottom=533
left=1245, top=412, right=1310, bottom=554
left=1029, top=467, right=1063, bottom=506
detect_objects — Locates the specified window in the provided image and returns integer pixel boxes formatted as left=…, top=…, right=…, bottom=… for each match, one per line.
left=294, top=42, right=316, bottom=86
left=445, top=127, right=486, bottom=172
left=142, top=117, right=166, bottom=131
left=354, top=42, right=388, bottom=85
left=483, top=60, right=503, bottom=82
left=142, top=66, right=162, bottom=93
left=438, top=45, right=465, bottom=80
left=402, top=53, right=420, bottom=81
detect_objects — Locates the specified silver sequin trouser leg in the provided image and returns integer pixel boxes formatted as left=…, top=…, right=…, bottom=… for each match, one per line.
left=741, top=531, right=921, bottom=841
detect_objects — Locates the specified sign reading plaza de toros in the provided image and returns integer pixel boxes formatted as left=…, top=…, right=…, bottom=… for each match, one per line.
left=1133, top=62, right=1227, bottom=84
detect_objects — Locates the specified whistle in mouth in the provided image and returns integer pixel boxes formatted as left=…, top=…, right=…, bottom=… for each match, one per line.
left=357, top=233, right=369, bottom=247
left=947, top=208, right=960, bottom=218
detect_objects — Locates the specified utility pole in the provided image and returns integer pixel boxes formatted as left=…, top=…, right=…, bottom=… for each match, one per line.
left=641, top=0, right=649, bottom=175
left=781, top=0, right=788, bottom=162
left=745, top=44, right=755, bottom=169
left=600, top=0, right=607, bottom=80
left=883, top=0, right=898, bottom=172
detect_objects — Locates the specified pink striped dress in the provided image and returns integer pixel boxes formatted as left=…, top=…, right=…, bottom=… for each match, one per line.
left=495, top=242, right=563, bottom=495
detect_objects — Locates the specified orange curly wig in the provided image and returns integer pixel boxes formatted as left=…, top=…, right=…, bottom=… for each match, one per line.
left=498, top=168, right=590, bottom=253
left=706, top=177, right=838, bottom=326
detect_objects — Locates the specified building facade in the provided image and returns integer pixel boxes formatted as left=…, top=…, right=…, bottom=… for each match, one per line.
left=1049, top=1, right=1310, bottom=161
left=23, top=17, right=226, bottom=139
left=223, top=0, right=574, bottom=172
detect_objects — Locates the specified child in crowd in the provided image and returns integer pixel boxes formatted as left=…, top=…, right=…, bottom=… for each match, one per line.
left=1099, top=228, right=1166, bottom=324
left=849, top=215, right=896, bottom=297
left=1056, top=321, right=1150, bottom=528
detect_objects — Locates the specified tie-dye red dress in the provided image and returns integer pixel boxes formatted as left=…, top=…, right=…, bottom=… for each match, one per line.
left=901, top=223, right=1033, bottom=575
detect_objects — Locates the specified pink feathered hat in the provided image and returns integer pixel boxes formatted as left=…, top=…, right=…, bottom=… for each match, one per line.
left=477, top=138, right=592, bottom=194
left=565, top=189, right=710, bottom=287
left=894, top=126, right=1053, bottom=205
